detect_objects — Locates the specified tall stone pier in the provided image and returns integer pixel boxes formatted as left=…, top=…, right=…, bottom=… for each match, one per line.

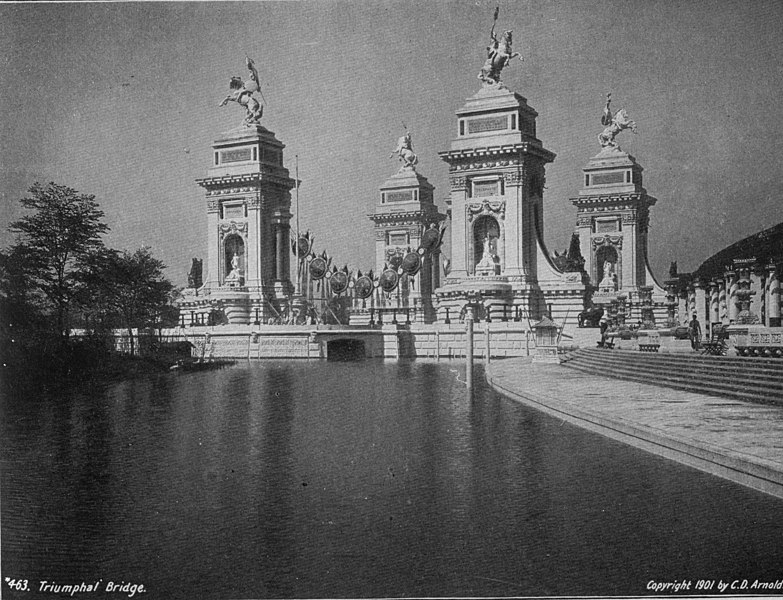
left=179, top=124, right=296, bottom=325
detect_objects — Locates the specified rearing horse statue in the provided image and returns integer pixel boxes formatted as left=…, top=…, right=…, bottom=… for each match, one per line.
left=478, top=29, right=522, bottom=85
left=389, top=131, right=418, bottom=169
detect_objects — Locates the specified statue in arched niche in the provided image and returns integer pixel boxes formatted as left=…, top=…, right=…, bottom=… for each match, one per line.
left=599, top=260, right=617, bottom=291
left=225, top=252, right=244, bottom=285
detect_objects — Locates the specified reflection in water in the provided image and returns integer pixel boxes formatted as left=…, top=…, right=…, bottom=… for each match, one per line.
left=2, top=361, right=783, bottom=599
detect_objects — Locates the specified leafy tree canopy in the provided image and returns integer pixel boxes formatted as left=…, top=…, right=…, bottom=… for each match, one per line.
left=9, top=182, right=109, bottom=336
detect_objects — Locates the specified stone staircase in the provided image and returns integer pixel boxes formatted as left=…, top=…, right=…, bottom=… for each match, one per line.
left=561, top=348, right=783, bottom=406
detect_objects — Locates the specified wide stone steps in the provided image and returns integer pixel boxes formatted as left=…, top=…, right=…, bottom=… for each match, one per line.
left=561, top=348, right=783, bottom=405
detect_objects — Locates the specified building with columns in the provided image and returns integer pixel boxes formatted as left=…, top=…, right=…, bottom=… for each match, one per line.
left=178, top=124, right=296, bottom=325
left=667, top=223, right=783, bottom=337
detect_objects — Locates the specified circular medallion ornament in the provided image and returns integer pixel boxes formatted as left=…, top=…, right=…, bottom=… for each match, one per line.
left=420, top=227, right=441, bottom=253
left=309, top=257, right=327, bottom=280
left=354, top=275, right=374, bottom=300
left=379, top=269, right=400, bottom=294
left=330, top=271, right=349, bottom=295
left=401, top=251, right=422, bottom=276
left=294, top=235, right=311, bottom=258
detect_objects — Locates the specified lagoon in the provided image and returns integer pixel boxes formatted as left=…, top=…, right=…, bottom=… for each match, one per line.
left=2, top=361, right=782, bottom=598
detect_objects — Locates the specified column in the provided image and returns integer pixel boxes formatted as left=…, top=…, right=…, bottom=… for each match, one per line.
left=694, top=281, right=707, bottom=335
left=751, top=264, right=764, bottom=324
left=275, top=224, right=285, bottom=281
left=726, top=270, right=738, bottom=323
left=718, top=277, right=728, bottom=324
left=281, top=224, right=291, bottom=284
left=665, top=282, right=677, bottom=326
left=768, top=264, right=780, bottom=327
left=678, top=291, right=688, bottom=326
left=709, top=281, right=720, bottom=331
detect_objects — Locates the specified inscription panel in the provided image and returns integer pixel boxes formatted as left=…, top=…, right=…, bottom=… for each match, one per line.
left=473, top=180, right=500, bottom=198
left=595, top=219, right=619, bottom=234
left=386, top=190, right=414, bottom=203
left=221, top=148, right=252, bottom=163
left=591, top=171, right=625, bottom=185
left=223, top=205, right=245, bottom=219
left=467, top=115, right=508, bottom=134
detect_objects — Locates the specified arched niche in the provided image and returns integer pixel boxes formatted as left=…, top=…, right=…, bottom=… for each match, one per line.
left=595, top=244, right=619, bottom=289
left=472, top=215, right=501, bottom=274
left=224, top=234, right=245, bottom=284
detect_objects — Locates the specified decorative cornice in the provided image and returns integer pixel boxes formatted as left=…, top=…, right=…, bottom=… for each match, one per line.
left=439, top=142, right=555, bottom=164
left=571, top=193, right=647, bottom=207
left=197, top=167, right=295, bottom=191
left=368, top=209, right=444, bottom=224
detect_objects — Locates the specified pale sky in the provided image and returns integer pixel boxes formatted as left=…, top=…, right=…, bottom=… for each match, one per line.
left=2, top=1, right=782, bottom=286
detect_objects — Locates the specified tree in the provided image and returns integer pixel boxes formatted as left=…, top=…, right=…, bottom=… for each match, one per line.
left=9, top=182, right=109, bottom=338
left=91, top=247, right=174, bottom=356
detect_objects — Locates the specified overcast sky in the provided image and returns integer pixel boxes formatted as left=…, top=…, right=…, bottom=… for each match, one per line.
left=2, top=0, right=782, bottom=286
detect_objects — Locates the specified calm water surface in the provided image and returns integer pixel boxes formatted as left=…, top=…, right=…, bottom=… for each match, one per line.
left=2, top=360, right=782, bottom=598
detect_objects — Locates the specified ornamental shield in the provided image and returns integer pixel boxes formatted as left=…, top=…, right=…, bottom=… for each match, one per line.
left=293, top=235, right=311, bottom=258
left=379, top=269, right=399, bottom=293
left=354, top=275, right=374, bottom=300
left=401, top=251, right=422, bottom=276
left=329, top=271, right=349, bottom=295
left=309, top=256, right=328, bottom=280
left=420, top=227, right=441, bottom=253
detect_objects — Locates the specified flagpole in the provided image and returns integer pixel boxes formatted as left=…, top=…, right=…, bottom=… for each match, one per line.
left=295, top=154, right=301, bottom=296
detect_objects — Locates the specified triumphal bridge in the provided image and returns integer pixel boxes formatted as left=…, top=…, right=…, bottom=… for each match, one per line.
left=174, top=15, right=781, bottom=360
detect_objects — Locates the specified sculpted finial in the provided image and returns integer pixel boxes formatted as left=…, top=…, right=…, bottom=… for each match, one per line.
left=389, top=127, right=418, bottom=171
left=478, top=7, right=523, bottom=86
left=219, top=56, right=265, bottom=127
left=598, top=93, right=637, bottom=150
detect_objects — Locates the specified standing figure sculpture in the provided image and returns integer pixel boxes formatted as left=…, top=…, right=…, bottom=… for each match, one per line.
left=599, top=260, right=616, bottom=291
left=389, top=130, right=418, bottom=170
left=478, top=7, right=523, bottom=85
left=598, top=93, right=637, bottom=150
left=225, top=253, right=243, bottom=285
left=219, top=56, right=264, bottom=126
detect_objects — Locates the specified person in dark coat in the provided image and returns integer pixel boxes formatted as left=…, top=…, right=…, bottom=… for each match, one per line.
left=689, top=314, right=702, bottom=350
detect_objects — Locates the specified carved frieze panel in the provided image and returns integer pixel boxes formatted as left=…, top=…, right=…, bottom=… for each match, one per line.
left=449, top=176, right=467, bottom=190
left=467, top=199, right=506, bottom=222
left=591, top=234, right=623, bottom=249
left=219, top=220, right=248, bottom=240
left=577, top=215, right=592, bottom=227
left=503, top=171, right=525, bottom=186
left=206, top=199, right=219, bottom=213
